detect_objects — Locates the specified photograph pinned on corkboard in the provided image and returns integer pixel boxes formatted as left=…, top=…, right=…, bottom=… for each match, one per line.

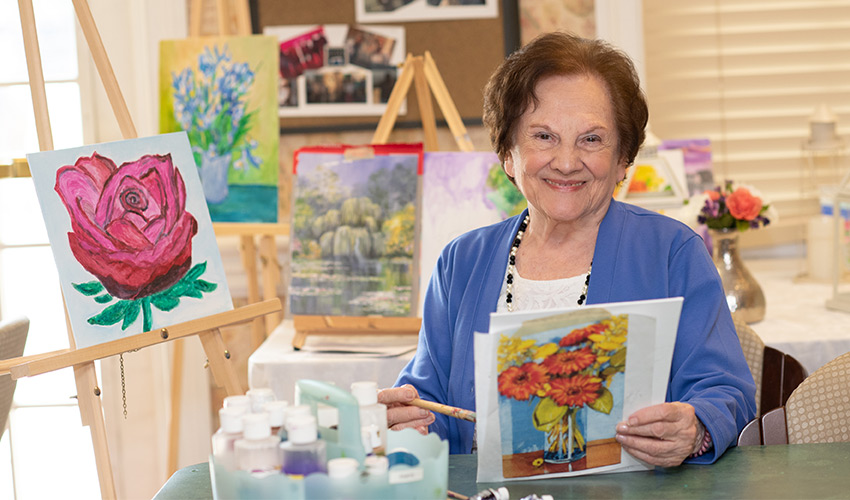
left=290, top=143, right=423, bottom=317
left=264, top=24, right=406, bottom=118
left=159, top=36, right=280, bottom=223
left=419, top=151, right=526, bottom=314
left=26, top=132, right=234, bottom=349
left=355, top=0, right=499, bottom=23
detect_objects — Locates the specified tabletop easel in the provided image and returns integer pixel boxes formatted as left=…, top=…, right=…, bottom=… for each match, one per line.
left=292, top=51, right=475, bottom=349
left=8, top=1, right=282, bottom=498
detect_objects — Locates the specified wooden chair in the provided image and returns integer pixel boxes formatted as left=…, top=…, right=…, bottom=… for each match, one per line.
left=734, top=320, right=807, bottom=417
left=1, top=316, right=29, bottom=437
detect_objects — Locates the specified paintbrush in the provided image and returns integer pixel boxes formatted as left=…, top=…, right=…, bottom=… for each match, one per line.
left=409, top=398, right=476, bottom=423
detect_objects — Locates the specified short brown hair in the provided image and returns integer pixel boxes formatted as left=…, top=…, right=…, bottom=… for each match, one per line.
left=483, top=31, right=648, bottom=167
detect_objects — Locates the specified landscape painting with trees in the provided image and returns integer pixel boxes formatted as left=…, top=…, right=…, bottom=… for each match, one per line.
left=290, top=144, right=422, bottom=317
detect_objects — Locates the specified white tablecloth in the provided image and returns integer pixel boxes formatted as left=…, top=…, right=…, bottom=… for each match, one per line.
left=746, top=258, right=850, bottom=375
left=248, top=320, right=417, bottom=404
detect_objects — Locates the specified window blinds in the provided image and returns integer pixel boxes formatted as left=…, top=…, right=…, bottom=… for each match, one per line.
left=642, top=0, right=850, bottom=242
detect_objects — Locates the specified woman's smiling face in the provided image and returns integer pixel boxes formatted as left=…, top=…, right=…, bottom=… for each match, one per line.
left=504, top=73, right=627, bottom=226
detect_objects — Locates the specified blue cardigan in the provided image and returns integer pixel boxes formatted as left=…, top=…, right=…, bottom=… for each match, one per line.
left=396, top=200, right=756, bottom=464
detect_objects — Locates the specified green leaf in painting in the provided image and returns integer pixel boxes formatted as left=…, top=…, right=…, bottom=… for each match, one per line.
left=609, top=347, right=627, bottom=368
left=94, top=293, right=113, bottom=304
left=183, top=262, right=207, bottom=283
left=87, top=301, right=130, bottom=326
left=122, top=300, right=141, bottom=330
left=73, top=281, right=104, bottom=296
left=151, top=294, right=180, bottom=312
left=588, top=386, right=614, bottom=414
left=193, top=279, right=217, bottom=293
left=532, top=397, right=568, bottom=432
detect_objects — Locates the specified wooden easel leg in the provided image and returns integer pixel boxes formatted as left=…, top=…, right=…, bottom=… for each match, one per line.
left=198, top=328, right=242, bottom=396
left=423, top=51, right=474, bottom=152
left=260, top=235, right=282, bottom=333
left=372, top=54, right=416, bottom=145
left=413, top=56, right=439, bottom=152
left=166, top=338, right=185, bottom=476
left=18, top=0, right=54, bottom=152
left=74, top=362, right=117, bottom=500
left=239, top=235, right=266, bottom=349
left=233, top=0, right=252, bottom=35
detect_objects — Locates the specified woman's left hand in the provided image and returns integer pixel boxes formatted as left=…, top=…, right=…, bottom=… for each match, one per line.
left=614, top=402, right=703, bottom=467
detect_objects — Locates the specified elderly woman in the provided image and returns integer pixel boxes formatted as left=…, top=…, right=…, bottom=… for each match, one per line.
left=379, top=32, right=756, bottom=466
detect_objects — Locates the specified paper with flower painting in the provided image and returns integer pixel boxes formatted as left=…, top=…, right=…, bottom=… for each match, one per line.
left=290, top=143, right=422, bottom=317
left=159, top=36, right=279, bottom=223
left=474, top=297, right=682, bottom=482
left=27, top=132, right=233, bottom=349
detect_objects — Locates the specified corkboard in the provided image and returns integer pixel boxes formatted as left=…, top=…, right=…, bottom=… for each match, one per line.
left=251, top=0, right=519, bottom=132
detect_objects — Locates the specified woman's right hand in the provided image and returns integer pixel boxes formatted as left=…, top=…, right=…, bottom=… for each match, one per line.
left=377, top=384, right=435, bottom=435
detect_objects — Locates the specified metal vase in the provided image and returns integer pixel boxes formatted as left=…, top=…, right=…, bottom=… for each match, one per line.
left=710, top=230, right=766, bottom=323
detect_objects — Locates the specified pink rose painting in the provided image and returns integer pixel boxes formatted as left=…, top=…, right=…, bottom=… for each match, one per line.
left=28, top=133, right=233, bottom=348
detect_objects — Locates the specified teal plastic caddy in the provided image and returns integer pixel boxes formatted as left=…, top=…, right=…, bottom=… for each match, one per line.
left=209, top=380, right=449, bottom=499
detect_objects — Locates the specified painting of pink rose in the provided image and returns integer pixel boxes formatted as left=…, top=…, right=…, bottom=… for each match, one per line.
left=28, top=133, right=233, bottom=348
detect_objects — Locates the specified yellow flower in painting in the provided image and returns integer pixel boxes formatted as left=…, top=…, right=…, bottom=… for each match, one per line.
left=588, top=315, right=628, bottom=352
left=534, top=342, right=559, bottom=360
left=498, top=334, right=537, bottom=372
left=532, top=458, right=544, bottom=468
left=629, top=164, right=667, bottom=193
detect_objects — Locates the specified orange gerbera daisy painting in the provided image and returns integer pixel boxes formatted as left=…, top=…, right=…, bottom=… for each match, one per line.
left=497, top=314, right=629, bottom=479
left=542, top=347, right=596, bottom=375
left=498, top=362, right=549, bottom=401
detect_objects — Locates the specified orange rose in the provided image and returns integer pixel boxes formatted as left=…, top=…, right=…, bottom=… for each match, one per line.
left=726, top=187, right=763, bottom=221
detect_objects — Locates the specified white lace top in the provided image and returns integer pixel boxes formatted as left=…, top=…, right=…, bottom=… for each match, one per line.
left=496, top=268, right=589, bottom=313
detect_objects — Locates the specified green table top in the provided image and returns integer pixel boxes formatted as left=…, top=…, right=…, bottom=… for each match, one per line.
left=154, top=442, right=850, bottom=499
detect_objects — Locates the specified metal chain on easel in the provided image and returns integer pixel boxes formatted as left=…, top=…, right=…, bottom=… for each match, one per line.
left=118, top=349, right=140, bottom=419
left=119, top=353, right=128, bottom=419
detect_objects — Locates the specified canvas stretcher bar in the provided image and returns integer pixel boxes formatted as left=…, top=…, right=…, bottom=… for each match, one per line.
left=292, top=315, right=422, bottom=350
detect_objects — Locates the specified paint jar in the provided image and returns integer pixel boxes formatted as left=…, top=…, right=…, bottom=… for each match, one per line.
left=327, top=457, right=361, bottom=497
left=223, top=395, right=251, bottom=415
left=247, top=387, right=276, bottom=413
left=211, top=406, right=243, bottom=471
left=263, top=400, right=288, bottom=438
left=280, top=404, right=312, bottom=443
left=234, top=412, right=280, bottom=473
left=351, top=381, right=388, bottom=456
left=280, top=414, right=327, bottom=476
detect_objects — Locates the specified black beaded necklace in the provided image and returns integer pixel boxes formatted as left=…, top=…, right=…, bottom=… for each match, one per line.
left=505, top=214, right=592, bottom=312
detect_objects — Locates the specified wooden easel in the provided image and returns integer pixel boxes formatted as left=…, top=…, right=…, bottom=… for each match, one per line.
left=292, top=51, right=475, bottom=349
left=9, top=1, right=282, bottom=498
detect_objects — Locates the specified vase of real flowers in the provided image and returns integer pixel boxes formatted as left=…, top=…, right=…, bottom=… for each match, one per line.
left=170, top=45, right=262, bottom=204
left=698, top=181, right=774, bottom=323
